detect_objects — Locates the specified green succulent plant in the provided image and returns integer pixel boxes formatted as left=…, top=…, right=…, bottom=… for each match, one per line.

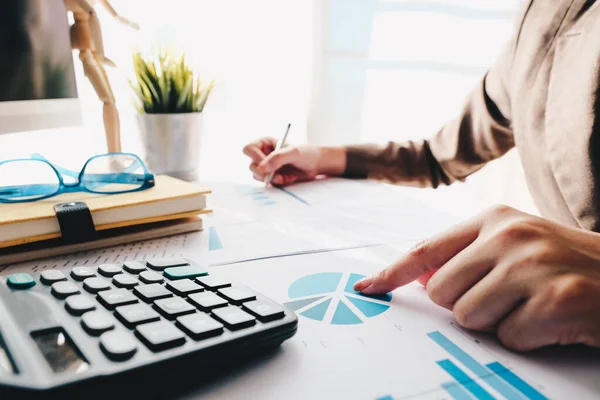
left=130, top=50, right=214, bottom=114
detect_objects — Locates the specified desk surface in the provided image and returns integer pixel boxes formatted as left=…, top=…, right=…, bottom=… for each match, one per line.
left=2, top=178, right=599, bottom=400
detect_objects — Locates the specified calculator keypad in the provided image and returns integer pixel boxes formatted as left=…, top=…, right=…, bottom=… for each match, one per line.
left=32, top=259, right=293, bottom=365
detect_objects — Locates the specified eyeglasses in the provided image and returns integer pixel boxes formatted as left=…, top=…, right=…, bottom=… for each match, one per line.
left=0, top=153, right=155, bottom=203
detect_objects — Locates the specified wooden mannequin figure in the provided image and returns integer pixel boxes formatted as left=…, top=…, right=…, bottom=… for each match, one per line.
left=64, top=0, right=139, bottom=153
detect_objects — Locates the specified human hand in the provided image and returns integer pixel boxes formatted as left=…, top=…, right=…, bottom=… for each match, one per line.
left=243, top=137, right=346, bottom=186
left=354, top=205, right=600, bottom=351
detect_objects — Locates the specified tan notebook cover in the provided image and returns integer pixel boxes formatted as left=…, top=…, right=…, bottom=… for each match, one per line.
left=0, top=175, right=211, bottom=248
left=0, top=216, right=203, bottom=266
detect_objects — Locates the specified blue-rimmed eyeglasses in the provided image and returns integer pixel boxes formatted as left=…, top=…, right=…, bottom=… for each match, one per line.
left=0, top=153, right=155, bottom=203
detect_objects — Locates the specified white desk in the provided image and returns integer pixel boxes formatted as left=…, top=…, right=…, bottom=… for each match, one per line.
left=3, top=178, right=599, bottom=400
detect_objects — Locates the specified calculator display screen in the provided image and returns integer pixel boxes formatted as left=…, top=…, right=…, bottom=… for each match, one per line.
left=32, top=329, right=89, bottom=374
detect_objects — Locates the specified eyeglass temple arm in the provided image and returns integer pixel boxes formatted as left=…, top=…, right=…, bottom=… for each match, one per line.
left=0, top=183, right=59, bottom=197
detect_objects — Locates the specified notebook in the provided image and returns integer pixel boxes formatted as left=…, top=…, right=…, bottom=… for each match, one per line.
left=0, top=175, right=211, bottom=249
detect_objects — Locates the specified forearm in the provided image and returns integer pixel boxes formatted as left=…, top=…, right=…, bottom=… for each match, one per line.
left=316, top=146, right=347, bottom=177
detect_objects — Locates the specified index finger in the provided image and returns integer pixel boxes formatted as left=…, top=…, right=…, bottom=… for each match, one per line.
left=354, top=215, right=484, bottom=294
left=243, top=137, right=276, bottom=163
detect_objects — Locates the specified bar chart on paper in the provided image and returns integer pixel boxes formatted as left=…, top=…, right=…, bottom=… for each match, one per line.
left=379, top=331, right=548, bottom=400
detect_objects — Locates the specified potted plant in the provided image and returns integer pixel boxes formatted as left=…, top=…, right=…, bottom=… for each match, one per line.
left=130, top=50, right=214, bottom=181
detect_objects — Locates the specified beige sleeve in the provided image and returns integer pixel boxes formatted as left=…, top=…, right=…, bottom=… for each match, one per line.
left=342, top=7, right=526, bottom=188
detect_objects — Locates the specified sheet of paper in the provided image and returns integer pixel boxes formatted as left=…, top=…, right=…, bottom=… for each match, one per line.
left=187, top=247, right=600, bottom=400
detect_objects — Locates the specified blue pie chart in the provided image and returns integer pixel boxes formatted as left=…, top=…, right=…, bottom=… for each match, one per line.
left=284, top=273, right=392, bottom=325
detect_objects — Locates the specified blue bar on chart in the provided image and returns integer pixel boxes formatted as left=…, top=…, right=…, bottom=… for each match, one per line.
left=208, top=227, right=223, bottom=251
left=487, top=362, right=548, bottom=400
left=441, top=381, right=476, bottom=400
left=437, top=359, right=494, bottom=400
left=375, top=396, right=394, bottom=400
left=428, top=331, right=526, bottom=399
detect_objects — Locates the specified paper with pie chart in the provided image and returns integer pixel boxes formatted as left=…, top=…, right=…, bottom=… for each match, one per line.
left=284, top=272, right=392, bottom=325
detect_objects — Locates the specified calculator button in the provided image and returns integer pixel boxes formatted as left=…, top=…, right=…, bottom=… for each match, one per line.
left=211, top=306, right=256, bottom=330
left=123, top=261, right=147, bottom=274
left=136, top=320, right=186, bottom=351
left=7, top=273, right=35, bottom=289
left=217, top=286, right=256, bottom=305
left=51, top=281, right=80, bottom=299
left=139, top=271, right=164, bottom=284
left=196, top=276, right=232, bottom=290
left=154, top=297, right=196, bottom=320
left=100, top=331, right=137, bottom=361
left=97, top=289, right=138, bottom=310
left=98, top=263, right=122, bottom=277
left=243, top=299, right=285, bottom=322
left=82, top=311, right=115, bottom=335
left=71, top=267, right=96, bottom=281
left=163, top=265, right=208, bottom=280
left=115, top=303, right=160, bottom=328
left=65, top=295, right=96, bottom=316
left=166, top=279, right=204, bottom=296
left=40, top=270, right=67, bottom=285
left=146, top=258, right=188, bottom=271
left=188, top=292, right=228, bottom=311
left=113, top=274, right=138, bottom=288
left=134, top=284, right=172, bottom=303
left=83, top=277, right=111, bottom=294
left=176, top=313, right=224, bottom=340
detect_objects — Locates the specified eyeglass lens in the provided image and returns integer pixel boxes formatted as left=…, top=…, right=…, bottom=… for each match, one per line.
left=0, top=160, right=60, bottom=201
left=81, top=154, right=146, bottom=193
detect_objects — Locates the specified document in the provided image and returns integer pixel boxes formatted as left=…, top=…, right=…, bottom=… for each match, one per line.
left=189, top=247, right=600, bottom=400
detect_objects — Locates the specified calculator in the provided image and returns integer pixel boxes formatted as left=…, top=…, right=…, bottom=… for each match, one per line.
left=0, top=258, right=297, bottom=397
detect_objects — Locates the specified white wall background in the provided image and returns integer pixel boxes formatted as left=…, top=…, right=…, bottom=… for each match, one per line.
left=0, top=0, right=537, bottom=219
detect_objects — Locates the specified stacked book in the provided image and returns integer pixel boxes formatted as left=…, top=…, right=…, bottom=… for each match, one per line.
left=0, top=176, right=211, bottom=265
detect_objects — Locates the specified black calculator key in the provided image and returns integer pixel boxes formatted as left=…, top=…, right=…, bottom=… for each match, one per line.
left=82, top=311, right=115, bottom=335
left=166, top=279, right=204, bottom=296
left=243, top=299, right=285, bottom=322
left=177, top=313, right=224, bottom=339
left=113, top=274, right=138, bottom=288
left=51, top=281, right=80, bottom=299
left=188, top=292, right=228, bottom=311
left=83, top=277, right=111, bottom=294
left=154, top=297, right=196, bottom=319
left=212, top=306, right=256, bottom=330
left=98, top=263, right=122, bottom=277
left=218, top=286, right=257, bottom=305
left=71, top=267, right=96, bottom=281
left=97, top=289, right=138, bottom=310
left=196, top=276, right=232, bottom=290
left=115, top=303, right=160, bottom=328
left=100, top=330, right=137, bottom=361
left=146, top=258, right=188, bottom=271
left=40, top=270, right=67, bottom=285
left=139, top=271, right=164, bottom=284
left=123, top=261, right=147, bottom=274
left=134, top=284, right=172, bottom=303
left=136, top=320, right=186, bottom=351
left=65, top=295, right=96, bottom=316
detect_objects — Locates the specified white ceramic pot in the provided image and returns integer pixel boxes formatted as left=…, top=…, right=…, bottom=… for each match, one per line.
left=136, top=112, right=204, bottom=181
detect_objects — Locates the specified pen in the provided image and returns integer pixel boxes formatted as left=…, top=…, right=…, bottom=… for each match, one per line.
left=264, top=123, right=291, bottom=187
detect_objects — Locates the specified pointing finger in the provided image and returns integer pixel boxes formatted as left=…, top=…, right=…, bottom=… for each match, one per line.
left=354, top=215, right=484, bottom=294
